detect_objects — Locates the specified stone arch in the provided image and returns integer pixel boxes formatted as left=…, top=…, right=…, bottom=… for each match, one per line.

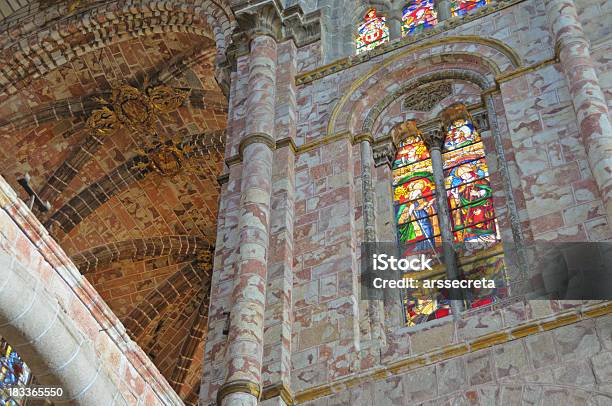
left=0, top=0, right=236, bottom=99
left=0, top=176, right=182, bottom=404
left=362, top=68, right=491, bottom=135
left=327, top=36, right=521, bottom=135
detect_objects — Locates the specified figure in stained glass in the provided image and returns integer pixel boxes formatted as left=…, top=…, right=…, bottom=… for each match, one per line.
left=446, top=158, right=497, bottom=249
left=355, top=8, right=390, bottom=54
left=450, top=0, right=489, bottom=17
left=401, top=0, right=438, bottom=36
left=392, top=111, right=504, bottom=326
left=444, top=119, right=479, bottom=151
left=395, top=175, right=438, bottom=251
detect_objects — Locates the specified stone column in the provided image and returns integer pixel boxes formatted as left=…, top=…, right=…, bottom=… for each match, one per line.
left=422, top=126, right=464, bottom=315
left=220, top=31, right=278, bottom=406
left=544, top=0, right=612, bottom=225
left=359, top=134, right=386, bottom=349
left=437, top=0, right=452, bottom=21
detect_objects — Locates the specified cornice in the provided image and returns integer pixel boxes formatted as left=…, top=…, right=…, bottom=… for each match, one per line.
left=295, top=301, right=612, bottom=404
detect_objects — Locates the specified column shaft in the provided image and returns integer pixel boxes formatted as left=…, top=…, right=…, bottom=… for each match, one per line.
left=222, top=34, right=277, bottom=406
left=544, top=0, right=612, bottom=223
left=360, top=139, right=386, bottom=347
left=429, top=146, right=464, bottom=315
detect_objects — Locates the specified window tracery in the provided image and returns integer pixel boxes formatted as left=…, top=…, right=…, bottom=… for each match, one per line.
left=356, top=8, right=390, bottom=54
left=401, top=0, right=438, bottom=36
left=392, top=106, right=505, bottom=326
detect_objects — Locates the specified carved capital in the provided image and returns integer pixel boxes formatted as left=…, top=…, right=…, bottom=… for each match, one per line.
left=373, top=142, right=396, bottom=168
left=389, top=120, right=419, bottom=148
left=282, top=6, right=321, bottom=47
left=421, top=128, right=445, bottom=150
left=235, top=3, right=283, bottom=43
left=230, top=1, right=321, bottom=62
left=472, top=110, right=490, bottom=131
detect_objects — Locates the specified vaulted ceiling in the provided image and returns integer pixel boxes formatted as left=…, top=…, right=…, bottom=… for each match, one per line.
left=0, top=16, right=228, bottom=405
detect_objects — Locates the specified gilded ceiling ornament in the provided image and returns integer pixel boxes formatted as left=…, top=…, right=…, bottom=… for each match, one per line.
left=86, top=106, right=119, bottom=137
left=111, top=84, right=156, bottom=136
left=86, top=82, right=198, bottom=177
left=147, top=85, right=190, bottom=114
left=86, top=83, right=190, bottom=139
left=148, top=142, right=186, bottom=177
left=67, top=0, right=82, bottom=13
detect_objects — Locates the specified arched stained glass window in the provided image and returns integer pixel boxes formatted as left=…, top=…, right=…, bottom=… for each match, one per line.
left=443, top=118, right=499, bottom=248
left=392, top=108, right=505, bottom=326
left=356, top=8, right=390, bottom=54
left=450, top=0, right=489, bottom=17
left=401, top=0, right=438, bottom=36
left=0, top=337, right=31, bottom=404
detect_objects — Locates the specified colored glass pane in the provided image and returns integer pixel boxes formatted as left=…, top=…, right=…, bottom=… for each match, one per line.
left=461, top=244, right=506, bottom=307
left=393, top=160, right=434, bottom=186
left=442, top=142, right=485, bottom=169
left=393, top=135, right=430, bottom=168
left=444, top=158, right=489, bottom=189
left=442, top=117, right=499, bottom=251
left=443, top=119, right=480, bottom=151
left=401, top=0, right=438, bottom=36
left=0, top=337, right=30, bottom=405
left=404, top=296, right=451, bottom=326
left=356, top=9, right=390, bottom=54
left=396, top=197, right=438, bottom=223
left=394, top=115, right=504, bottom=326
left=450, top=0, right=489, bottom=17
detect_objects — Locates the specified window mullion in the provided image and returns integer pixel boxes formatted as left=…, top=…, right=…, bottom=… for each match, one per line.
left=423, top=128, right=465, bottom=315
left=437, top=0, right=452, bottom=21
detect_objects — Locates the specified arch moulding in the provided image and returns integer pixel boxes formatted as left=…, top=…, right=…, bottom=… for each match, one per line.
left=326, top=36, right=522, bottom=136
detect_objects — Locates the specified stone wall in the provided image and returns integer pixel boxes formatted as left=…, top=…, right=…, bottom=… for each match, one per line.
left=300, top=311, right=612, bottom=405
left=204, top=0, right=612, bottom=403
left=0, top=176, right=182, bottom=405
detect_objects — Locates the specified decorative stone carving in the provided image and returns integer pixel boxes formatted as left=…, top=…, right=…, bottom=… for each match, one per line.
left=88, top=83, right=189, bottom=139
left=403, top=81, right=452, bottom=111
left=229, top=1, right=321, bottom=67
left=472, top=110, right=490, bottom=131
left=373, top=143, right=396, bottom=168
left=235, top=4, right=283, bottom=42
left=421, top=128, right=445, bottom=150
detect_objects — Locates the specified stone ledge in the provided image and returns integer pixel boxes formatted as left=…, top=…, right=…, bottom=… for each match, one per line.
left=295, top=301, right=612, bottom=404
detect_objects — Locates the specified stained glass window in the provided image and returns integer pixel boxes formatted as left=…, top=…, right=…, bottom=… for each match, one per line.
left=401, top=0, right=438, bottom=36
left=0, top=337, right=31, bottom=405
left=393, top=113, right=504, bottom=326
left=443, top=118, right=499, bottom=252
left=356, top=8, right=390, bottom=54
left=450, top=0, right=489, bottom=17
